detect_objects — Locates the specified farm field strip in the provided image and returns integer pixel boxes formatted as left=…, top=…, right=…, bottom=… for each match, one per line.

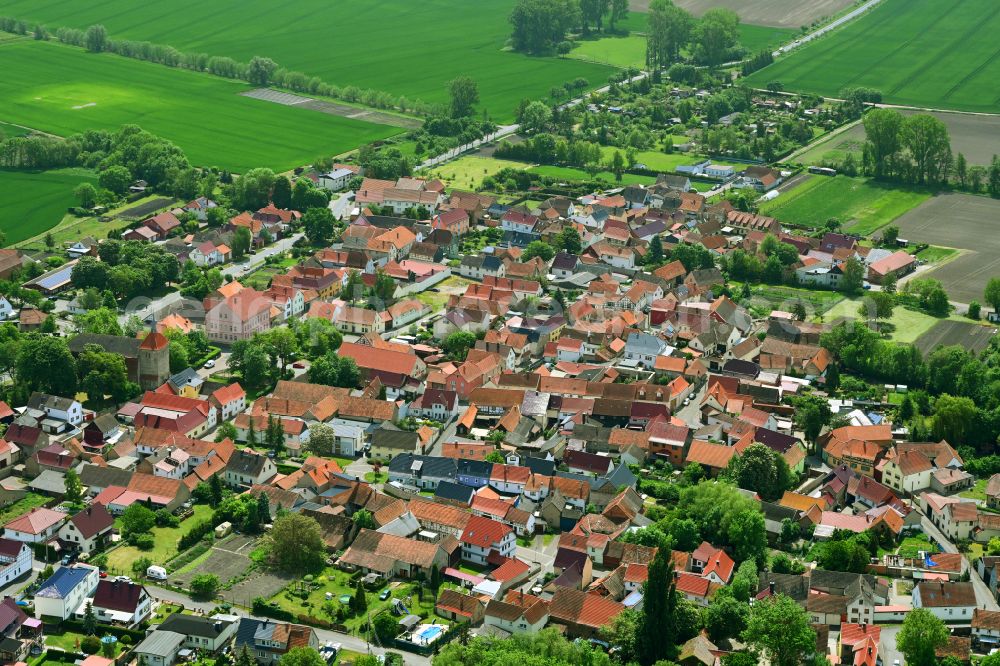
left=914, top=319, right=998, bottom=355
left=664, top=0, right=855, bottom=28
left=745, top=0, right=1000, bottom=113
left=0, top=40, right=400, bottom=172
left=894, top=193, right=1000, bottom=304
left=0, top=0, right=612, bottom=122
left=759, top=174, right=929, bottom=234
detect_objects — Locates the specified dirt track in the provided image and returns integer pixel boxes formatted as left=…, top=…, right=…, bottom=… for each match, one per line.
left=629, top=0, right=854, bottom=28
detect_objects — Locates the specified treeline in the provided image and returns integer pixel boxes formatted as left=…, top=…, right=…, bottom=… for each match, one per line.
left=852, top=107, right=1000, bottom=195
left=0, top=18, right=436, bottom=117
left=494, top=133, right=604, bottom=168
left=822, top=320, right=1000, bottom=448
left=740, top=50, right=773, bottom=76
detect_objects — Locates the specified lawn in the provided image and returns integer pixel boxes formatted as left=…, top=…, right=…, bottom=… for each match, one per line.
left=0, top=41, right=401, bottom=172
left=748, top=283, right=844, bottom=317
left=421, top=156, right=528, bottom=190
left=897, top=535, right=935, bottom=558
left=104, top=504, right=213, bottom=575
left=912, top=245, right=958, bottom=264
left=598, top=147, right=727, bottom=174
left=0, top=0, right=612, bottom=123
left=271, top=568, right=444, bottom=633
left=744, top=0, right=1000, bottom=113
left=0, top=169, right=97, bottom=245
left=0, top=120, right=30, bottom=138
left=0, top=492, right=50, bottom=524
left=823, top=298, right=941, bottom=343
left=529, top=164, right=657, bottom=185
left=759, top=175, right=930, bottom=234
left=567, top=35, right=648, bottom=69
left=961, top=478, right=988, bottom=502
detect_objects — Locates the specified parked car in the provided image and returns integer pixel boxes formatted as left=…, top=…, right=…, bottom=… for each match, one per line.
left=204, top=359, right=216, bottom=368
left=379, top=589, right=391, bottom=601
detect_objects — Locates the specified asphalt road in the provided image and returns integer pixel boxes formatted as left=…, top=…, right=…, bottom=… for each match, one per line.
left=919, top=513, right=999, bottom=611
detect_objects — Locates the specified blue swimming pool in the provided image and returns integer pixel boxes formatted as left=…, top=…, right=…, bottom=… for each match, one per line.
left=418, top=626, right=444, bottom=641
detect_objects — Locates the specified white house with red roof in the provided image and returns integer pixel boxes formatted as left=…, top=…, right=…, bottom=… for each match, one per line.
left=690, top=541, right=735, bottom=584
left=3, top=508, right=65, bottom=543
left=211, top=383, right=247, bottom=421
left=460, top=515, right=515, bottom=566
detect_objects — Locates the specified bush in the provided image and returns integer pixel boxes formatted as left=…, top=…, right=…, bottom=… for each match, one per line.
left=80, top=636, right=101, bottom=655
left=132, top=533, right=155, bottom=551
left=177, top=519, right=214, bottom=550
left=190, top=574, right=220, bottom=600
left=557, top=40, right=572, bottom=54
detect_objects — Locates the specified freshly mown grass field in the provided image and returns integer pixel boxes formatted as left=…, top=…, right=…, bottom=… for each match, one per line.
left=0, top=0, right=612, bottom=123
left=745, top=0, right=1000, bottom=113
left=422, top=156, right=528, bottom=190
left=529, top=164, right=658, bottom=185
left=0, top=168, right=96, bottom=245
left=760, top=175, right=930, bottom=234
left=0, top=41, right=399, bottom=172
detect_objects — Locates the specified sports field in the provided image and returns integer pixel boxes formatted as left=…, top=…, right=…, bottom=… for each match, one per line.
left=0, top=41, right=399, bottom=172
left=0, top=0, right=611, bottom=122
left=745, top=0, right=1000, bottom=113
left=796, top=111, right=1000, bottom=168
left=0, top=168, right=96, bottom=245
left=760, top=175, right=930, bottom=235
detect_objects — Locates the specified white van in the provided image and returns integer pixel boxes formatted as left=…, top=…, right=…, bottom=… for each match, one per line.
left=146, top=565, right=168, bottom=581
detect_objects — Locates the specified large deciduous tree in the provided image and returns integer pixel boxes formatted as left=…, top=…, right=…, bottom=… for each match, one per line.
left=742, top=594, right=816, bottom=666
left=265, top=513, right=326, bottom=574
left=897, top=608, right=947, bottom=666
left=693, top=8, right=739, bottom=66
left=901, top=113, right=951, bottom=185
left=863, top=108, right=903, bottom=179
left=448, top=77, right=480, bottom=118
left=646, top=0, right=692, bottom=70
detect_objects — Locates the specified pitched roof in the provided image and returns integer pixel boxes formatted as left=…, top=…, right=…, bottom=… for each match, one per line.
left=548, top=588, right=624, bottom=629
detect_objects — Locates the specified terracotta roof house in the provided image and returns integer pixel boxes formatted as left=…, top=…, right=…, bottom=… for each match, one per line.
left=548, top=588, right=624, bottom=638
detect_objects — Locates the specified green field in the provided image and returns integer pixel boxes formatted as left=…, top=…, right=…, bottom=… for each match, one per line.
left=0, top=0, right=611, bottom=122
left=0, top=168, right=96, bottom=245
left=422, top=156, right=528, bottom=190
left=823, top=299, right=940, bottom=343
left=738, top=24, right=797, bottom=54
left=760, top=175, right=930, bottom=234
left=745, top=0, right=1000, bottom=113
left=0, top=121, right=29, bottom=138
left=0, top=41, right=399, bottom=171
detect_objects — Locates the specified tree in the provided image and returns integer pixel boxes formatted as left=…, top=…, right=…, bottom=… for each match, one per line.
left=265, top=415, right=285, bottom=456
left=519, top=101, right=553, bottom=136
left=637, top=546, right=677, bottom=664
left=863, top=108, right=903, bottom=179
left=231, top=226, right=252, bottom=260
left=256, top=492, right=271, bottom=526
left=558, top=226, right=582, bottom=254
left=646, top=235, right=664, bottom=266
left=509, top=0, right=580, bottom=54
left=302, top=207, right=335, bottom=245
left=351, top=580, right=368, bottom=614
left=209, top=473, right=224, bottom=506
left=247, top=56, right=278, bottom=86
left=229, top=167, right=275, bottom=210
left=82, top=602, right=96, bottom=635
left=263, top=326, right=299, bottom=374
left=727, top=508, right=768, bottom=566
left=272, top=176, right=292, bottom=209
left=132, top=556, right=153, bottom=580
left=522, top=240, right=555, bottom=262
left=897, top=607, right=947, bottom=666
left=985, top=277, right=1000, bottom=314
left=99, top=166, right=132, bottom=197
left=693, top=8, right=739, bottom=66
left=485, top=450, right=505, bottom=464
left=17, top=336, right=77, bottom=395
left=352, top=509, right=376, bottom=530
left=728, top=443, right=791, bottom=501
left=65, top=469, right=83, bottom=504
left=121, top=503, right=156, bottom=536
left=307, top=422, right=335, bottom=455
left=793, top=394, right=832, bottom=450
left=901, top=114, right=951, bottom=184
left=931, top=394, right=977, bottom=443
left=309, top=353, right=359, bottom=388
left=610, top=150, right=625, bottom=182
left=84, top=24, right=108, bottom=52
left=840, top=256, right=864, bottom=294
left=430, top=563, right=442, bottom=591
left=81, top=636, right=101, bottom=655
left=77, top=307, right=123, bottom=336
left=372, top=614, right=400, bottom=644
left=74, top=182, right=98, bottom=208
left=858, top=291, right=895, bottom=327
left=449, top=77, right=480, bottom=118
left=703, top=594, right=749, bottom=642
left=646, top=0, right=692, bottom=70
left=190, top=573, right=220, bottom=600
left=442, top=331, right=477, bottom=361
left=265, top=513, right=327, bottom=574
left=743, top=594, right=816, bottom=666
left=601, top=609, right=639, bottom=664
